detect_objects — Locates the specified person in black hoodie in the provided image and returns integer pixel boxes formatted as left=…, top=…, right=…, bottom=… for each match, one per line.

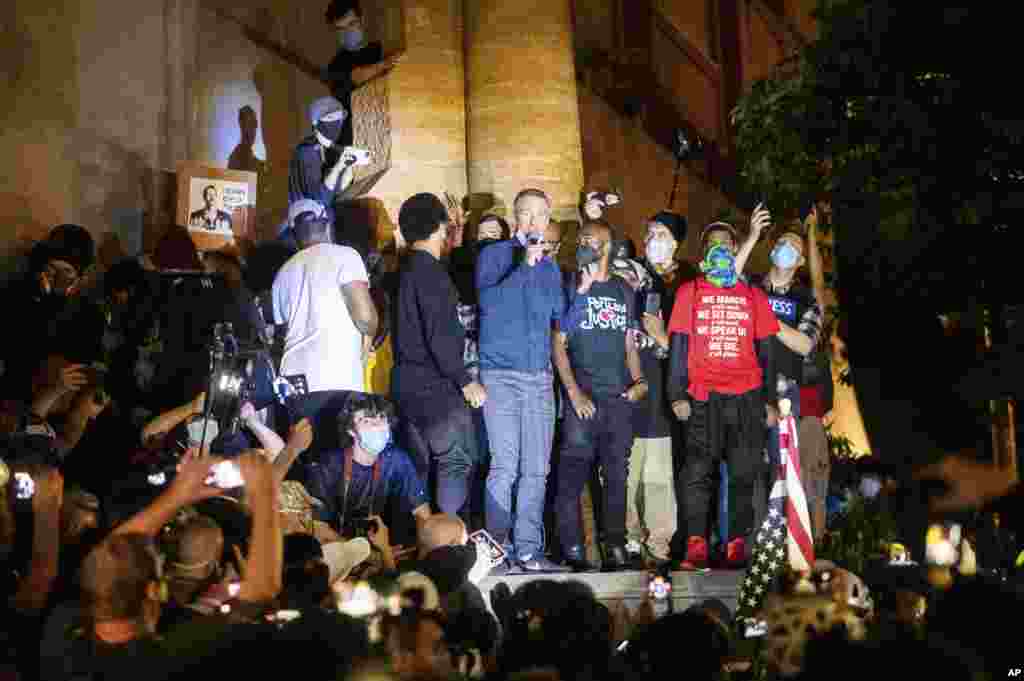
left=392, top=193, right=487, bottom=517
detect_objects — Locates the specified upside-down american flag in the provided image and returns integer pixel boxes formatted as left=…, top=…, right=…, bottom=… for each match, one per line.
left=735, top=402, right=815, bottom=622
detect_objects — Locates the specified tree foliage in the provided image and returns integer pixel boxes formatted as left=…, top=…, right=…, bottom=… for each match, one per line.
left=731, top=1, right=1024, bottom=306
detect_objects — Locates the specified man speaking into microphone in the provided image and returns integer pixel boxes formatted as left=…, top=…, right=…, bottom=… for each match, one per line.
left=552, top=219, right=647, bottom=572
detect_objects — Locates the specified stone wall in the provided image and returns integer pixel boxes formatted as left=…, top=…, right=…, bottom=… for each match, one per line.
left=577, top=84, right=733, bottom=258
left=0, top=0, right=340, bottom=276
left=365, top=0, right=467, bottom=246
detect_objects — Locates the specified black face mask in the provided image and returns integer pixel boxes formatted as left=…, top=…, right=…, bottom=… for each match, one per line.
left=316, top=120, right=344, bottom=143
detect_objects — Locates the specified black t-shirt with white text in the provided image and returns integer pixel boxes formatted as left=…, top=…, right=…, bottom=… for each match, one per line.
left=562, top=276, right=635, bottom=399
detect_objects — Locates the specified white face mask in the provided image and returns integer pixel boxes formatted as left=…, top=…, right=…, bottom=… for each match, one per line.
left=645, top=238, right=674, bottom=265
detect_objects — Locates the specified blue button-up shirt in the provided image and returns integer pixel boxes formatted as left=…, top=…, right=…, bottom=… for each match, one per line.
left=476, top=240, right=566, bottom=374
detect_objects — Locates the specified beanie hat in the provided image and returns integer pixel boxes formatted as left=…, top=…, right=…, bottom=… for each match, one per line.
left=309, top=97, right=346, bottom=126
left=398, top=193, right=449, bottom=244
left=651, top=211, right=688, bottom=244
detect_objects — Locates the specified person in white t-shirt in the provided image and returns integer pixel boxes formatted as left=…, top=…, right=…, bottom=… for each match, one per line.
left=272, top=199, right=379, bottom=453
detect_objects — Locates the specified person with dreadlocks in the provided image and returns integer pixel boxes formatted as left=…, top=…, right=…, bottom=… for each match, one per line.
left=666, top=221, right=779, bottom=570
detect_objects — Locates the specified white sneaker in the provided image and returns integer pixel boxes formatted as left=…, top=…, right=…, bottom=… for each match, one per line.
left=625, top=539, right=644, bottom=557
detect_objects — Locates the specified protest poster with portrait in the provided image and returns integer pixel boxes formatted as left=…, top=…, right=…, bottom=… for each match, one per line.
left=176, top=162, right=257, bottom=253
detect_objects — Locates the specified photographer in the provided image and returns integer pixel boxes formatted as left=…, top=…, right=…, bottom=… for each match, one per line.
left=150, top=227, right=260, bottom=413
left=140, top=392, right=251, bottom=459
left=304, top=393, right=430, bottom=554
left=3, top=355, right=111, bottom=466
left=284, top=97, right=360, bottom=243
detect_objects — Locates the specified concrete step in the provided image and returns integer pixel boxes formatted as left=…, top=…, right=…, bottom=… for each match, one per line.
left=478, top=569, right=742, bottom=616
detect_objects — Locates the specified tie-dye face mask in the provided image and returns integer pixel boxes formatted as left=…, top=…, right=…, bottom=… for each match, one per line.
left=700, top=243, right=738, bottom=288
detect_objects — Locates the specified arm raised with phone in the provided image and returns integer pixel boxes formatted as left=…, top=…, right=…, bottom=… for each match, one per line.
left=112, top=450, right=282, bottom=603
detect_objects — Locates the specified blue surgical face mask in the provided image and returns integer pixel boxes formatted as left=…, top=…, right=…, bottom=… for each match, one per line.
left=338, top=27, right=365, bottom=51
left=357, top=425, right=390, bottom=456
left=771, top=242, right=801, bottom=270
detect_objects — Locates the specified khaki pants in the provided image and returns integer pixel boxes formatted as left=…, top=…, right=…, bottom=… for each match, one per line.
left=798, top=416, right=830, bottom=544
left=626, top=437, right=677, bottom=560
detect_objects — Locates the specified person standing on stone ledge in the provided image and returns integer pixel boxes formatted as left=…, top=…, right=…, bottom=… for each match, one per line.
left=283, top=96, right=359, bottom=245
left=324, top=0, right=404, bottom=149
left=552, top=219, right=648, bottom=573
left=477, top=189, right=569, bottom=575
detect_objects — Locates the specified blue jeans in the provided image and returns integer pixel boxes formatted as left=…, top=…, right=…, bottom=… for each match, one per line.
left=482, top=369, right=556, bottom=560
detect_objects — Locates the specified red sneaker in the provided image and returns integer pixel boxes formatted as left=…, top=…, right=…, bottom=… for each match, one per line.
left=725, top=537, right=747, bottom=569
left=679, top=536, right=709, bottom=570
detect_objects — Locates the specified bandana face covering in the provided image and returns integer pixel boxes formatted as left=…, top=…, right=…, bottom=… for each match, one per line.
left=701, top=243, right=738, bottom=288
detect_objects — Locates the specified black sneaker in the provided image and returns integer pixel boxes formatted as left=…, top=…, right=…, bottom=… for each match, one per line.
left=517, top=554, right=571, bottom=573
left=489, top=559, right=515, bottom=577
left=563, top=545, right=599, bottom=573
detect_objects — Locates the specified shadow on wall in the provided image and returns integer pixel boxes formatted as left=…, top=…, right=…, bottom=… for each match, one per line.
left=75, top=132, right=149, bottom=260
left=0, top=192, right=47, bottom=282
left=228, top=105, right=266, bottom=176
left=253, top=60, right=294, bottom=241
left=0, top=128, right=158, bottom=283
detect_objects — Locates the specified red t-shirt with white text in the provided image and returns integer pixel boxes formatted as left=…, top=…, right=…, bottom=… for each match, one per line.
left=668, top=277, right=779, bottom=400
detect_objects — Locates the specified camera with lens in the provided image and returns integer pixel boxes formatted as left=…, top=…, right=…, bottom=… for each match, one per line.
left=673, top=128, right=705, bottom=162
left=205, top=323, right=256, bottom=435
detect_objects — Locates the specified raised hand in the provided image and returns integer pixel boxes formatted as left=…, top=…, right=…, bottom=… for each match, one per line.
left=749, top=203, right=772, bottom=241
left=367, top=515, right=391, bottom=551
left=58, top=364, right=89, bottom=393
left=287, top=418, right=314, bottom=454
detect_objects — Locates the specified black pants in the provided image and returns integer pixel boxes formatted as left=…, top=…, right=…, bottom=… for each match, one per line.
left=554, top=395, right=633, bottom=550
left=400, top=401, right=479, bottom=517
left=681, top=390, right=765, bottom=542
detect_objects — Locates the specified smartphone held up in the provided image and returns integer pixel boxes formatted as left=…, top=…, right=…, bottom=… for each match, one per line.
left=205, top=460, right=244, bottom=489
left=469, top=529, right=508, bottom=568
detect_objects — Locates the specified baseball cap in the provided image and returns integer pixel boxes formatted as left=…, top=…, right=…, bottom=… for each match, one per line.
left=289, top=199, right=329, bottom=228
